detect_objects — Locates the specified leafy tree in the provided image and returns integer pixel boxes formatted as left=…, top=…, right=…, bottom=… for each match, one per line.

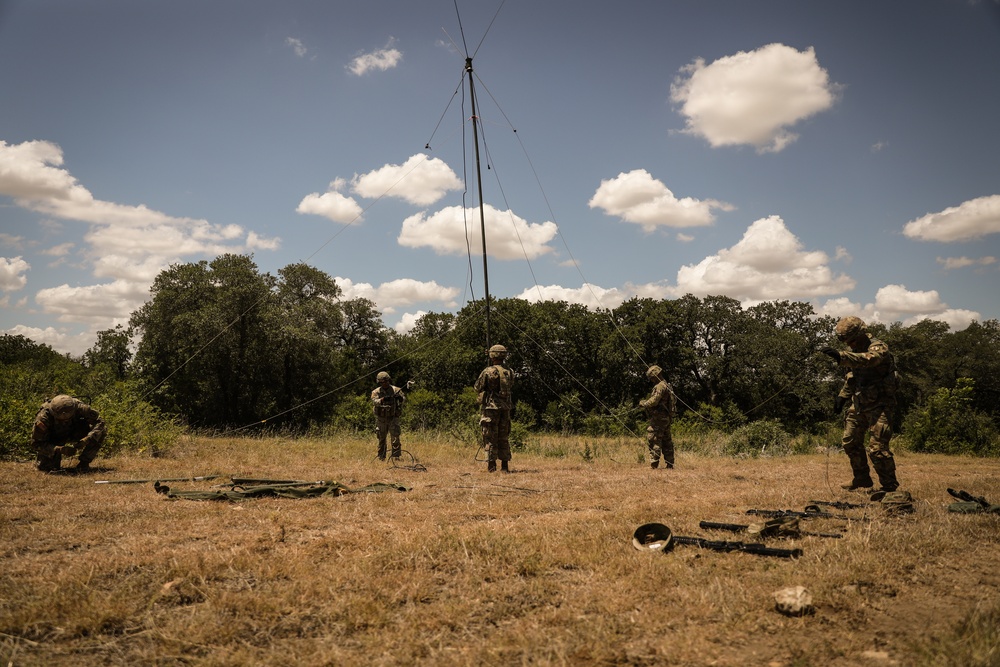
left=83, top=324, right=133, bottom=380
left=901, top=378, right=999, bottom=456
left=130, top=255, right=281, bottom=426
left=948, top=320, right=1000, bottom=421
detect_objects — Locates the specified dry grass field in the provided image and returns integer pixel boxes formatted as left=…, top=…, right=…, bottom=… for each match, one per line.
left=2, top=434, right=999, bottom=666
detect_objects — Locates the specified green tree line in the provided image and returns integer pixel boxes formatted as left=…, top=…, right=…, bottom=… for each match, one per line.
left=3, top=254, right=999, bottom=458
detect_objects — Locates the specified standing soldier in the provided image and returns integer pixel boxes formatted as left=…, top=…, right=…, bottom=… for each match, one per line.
left=32, top=394, right=106, bottom=473
left=475, top=344, right=514, bottom=473
left=371, top=371, right=405, bottom=461
left=822, top=316, right=901, bottom=492
left=639, top=365, right=676, bottom=469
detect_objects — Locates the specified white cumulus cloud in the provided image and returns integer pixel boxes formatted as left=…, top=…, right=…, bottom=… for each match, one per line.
left=0, top=139, right=277, bottom=329
left=675, top=216, right=854, bottom=299
left=902, top=195, right=1000, bottom=242
left=336, top=276, right=459, bottom=314
left=35, top=279, right=150, bottom=326
left=296, top=178, right=364, bottom=223
left=2, top=324, right=95, bottom=358
left=818, top=285, right=980, bottom=331
left=670, top=43, right=838, bottom=153
left=588, top=169, right=733, bottom=232
left=399, top=204, right=558, bottom=260
left=0, top=256, right=30, bottom=291
left=351, top=154, right=463, bottom=206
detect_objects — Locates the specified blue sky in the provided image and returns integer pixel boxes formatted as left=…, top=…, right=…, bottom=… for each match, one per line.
left=2, top=0, right=999, bottom=356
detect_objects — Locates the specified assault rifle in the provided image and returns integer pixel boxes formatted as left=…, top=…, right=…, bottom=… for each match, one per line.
left=947, top=488, right=992, bottom=509
left=745, top=506, right=851, bottom=521
left=807, top=499, right=865, bottom=510
left=672, top=534, right=802, bottom=559
left=699, top=520, right=842, bottom=539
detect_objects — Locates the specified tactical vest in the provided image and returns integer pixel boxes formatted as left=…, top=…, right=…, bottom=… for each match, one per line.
left=480, top=366, right=513, bottom=410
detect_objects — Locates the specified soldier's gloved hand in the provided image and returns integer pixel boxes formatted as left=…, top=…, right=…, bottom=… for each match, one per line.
left=820, top=346, right=841, bottom=361
left=406, top=380, right=415, bottom=391
left=56, top=444, right=76, bottom=456
left=834, top=396, right=847, bottom=414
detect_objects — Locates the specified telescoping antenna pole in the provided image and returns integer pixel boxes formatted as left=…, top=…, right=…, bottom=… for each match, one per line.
left=465, top=56, right=491, bottom=350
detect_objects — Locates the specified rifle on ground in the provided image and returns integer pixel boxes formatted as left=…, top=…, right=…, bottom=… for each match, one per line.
left=807, top=499, right=865, bottom=510
left=746, top=506, right=852, bottom=521
left=672, top=535, right=802, bottom=558
left=948, top=489, right=1000, bottom=514
left=947, top=488, right=994, bottom=510
left=699, top=520, right=842, bottom=539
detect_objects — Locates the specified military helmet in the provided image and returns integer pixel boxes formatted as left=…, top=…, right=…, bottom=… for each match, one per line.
left=488, top=344, right=508, bottom=358
left=48, top=394, right=77, bottom=420
left=632, top=522, right=673, bottom=552
left=646, top=365, right=662, bottom=381
left=376, top=371, right=391, bottom=383
left=835, top=316, right=867, bottom=342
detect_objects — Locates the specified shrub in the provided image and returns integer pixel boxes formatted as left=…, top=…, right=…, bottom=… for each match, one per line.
left=901, top=378, right=1000, bottom=456
left=330, top=394, right=372, bottom=433
left=723, top=419, right=792, bottom=458
left=92, top=381, right=185, bottom=456
left=673, top=401, right=747, bottom=436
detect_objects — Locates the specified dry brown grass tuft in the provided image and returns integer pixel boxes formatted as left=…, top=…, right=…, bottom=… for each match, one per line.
left=2, top=435, right=999, bottom=666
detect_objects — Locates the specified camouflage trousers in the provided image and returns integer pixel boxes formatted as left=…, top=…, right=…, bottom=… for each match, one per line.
left=32, top=424, right=105, bottom=471
left=34, top=429, right=105, bottom=471
left=375, top=417, right=402, bottom=460
left=646, top=422, right=674, bottom=468
left=841, top=404, right=898, bottom=490
left=480, top=408, right=511, bottom=462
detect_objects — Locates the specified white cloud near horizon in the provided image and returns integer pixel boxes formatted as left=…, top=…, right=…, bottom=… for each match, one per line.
left=674, top=215, right=854, bottom=299
left=336, top=276, right=460, bottom=314
left=393, top=310, right=427, bottom=335
left=346, top=38, right=402, bottom=76
left=818, top=284, right=981, bottom=331
left=35, top=279, right=149, bottom=326
left=902, top=194, right=1000, bottom=242
left=670, top=43, right=838, bottom=153
left=0, top=139, right=280, bottom=327
left=2, top=324, right=96, bottom=358
left=399, top=204, right=558, bottom=260
left=588, top=169, right=733, bottom=232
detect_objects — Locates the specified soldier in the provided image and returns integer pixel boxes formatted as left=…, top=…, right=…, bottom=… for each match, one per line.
left=639, top=365, right=676, bottom=469
left=475, top=344, right=514, bottom=473
left=32, top=394, right=106, bottom=473
left=371, top=371, right=405, bottom=461
left=821, top=316, right=901, bottom=492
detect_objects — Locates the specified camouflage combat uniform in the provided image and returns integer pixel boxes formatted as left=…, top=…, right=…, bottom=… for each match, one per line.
left=825, top=317, right=900, bottom=492
left=639, top=365, right=676, bottom=469
left=371, top=372, right=405, bottom=460
left=32, top=395, right=106, bottom=472
left=475, top=345, right=514, bottom=472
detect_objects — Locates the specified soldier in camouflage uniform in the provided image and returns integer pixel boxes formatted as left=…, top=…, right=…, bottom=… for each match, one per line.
left=475, top=344, right=514, bottom=473
left=639, top=365, right=676, bottom=469
left=32, top=394, right=106, bottom=472
left=822, top=316, right=901, bottom=492
left=371, top=371, right=405, bottom=460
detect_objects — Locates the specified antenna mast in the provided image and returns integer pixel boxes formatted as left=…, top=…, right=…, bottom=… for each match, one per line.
left=465, top=56, right=491, bottom=349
